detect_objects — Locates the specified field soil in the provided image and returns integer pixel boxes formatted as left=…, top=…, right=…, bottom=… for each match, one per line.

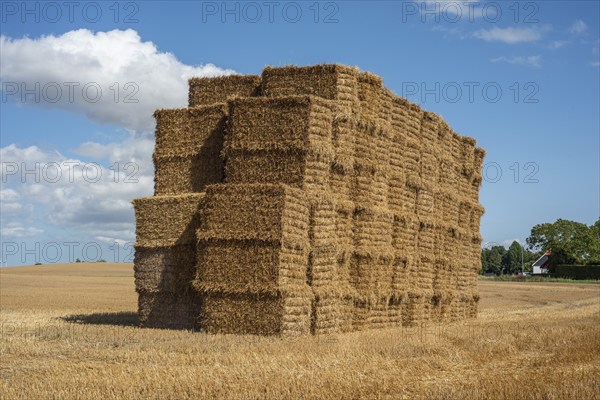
left=1, top=263, right=599, bottom=399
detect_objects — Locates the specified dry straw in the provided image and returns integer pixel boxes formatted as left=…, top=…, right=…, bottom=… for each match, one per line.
left=133, top=63, right=485, bottom=335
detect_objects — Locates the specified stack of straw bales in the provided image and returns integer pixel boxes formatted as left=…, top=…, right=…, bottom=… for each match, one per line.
left=133, top=64, right=485, bottom=333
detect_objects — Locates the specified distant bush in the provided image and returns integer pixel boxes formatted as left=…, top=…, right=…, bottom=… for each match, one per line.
left=555, top=265, right=600, bottom=280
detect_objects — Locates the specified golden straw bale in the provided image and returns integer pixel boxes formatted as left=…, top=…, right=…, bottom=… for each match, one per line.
left=200, top=290, right=312, bottom=336
left=133, top=193, right=205, bottom=247
left=154, top=104, right=227, bottom=158
left=188, top=75, right=261, bottom=107
left=197, top=183, right=309, bottom=244
left=134, top=244, right=196, bottom=294
left=195, top=239, right=308, bottom=295
left=138, top=291, right=201, bottom=330
left=261, top=64, right=360, bottom=114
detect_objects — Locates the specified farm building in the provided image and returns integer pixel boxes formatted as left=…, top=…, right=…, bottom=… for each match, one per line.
left=133, top=64, right=486, bottom=335
left=532, top=250, right=551, bottom=275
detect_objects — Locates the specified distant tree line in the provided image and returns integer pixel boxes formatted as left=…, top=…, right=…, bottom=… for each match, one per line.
left=481, top=218, right=600, bottom=275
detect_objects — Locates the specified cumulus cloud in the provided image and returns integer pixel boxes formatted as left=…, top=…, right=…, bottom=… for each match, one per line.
left=0, top=29, right=235, bottom=133
left=491, top=55, right=542, bottom=67
left=1, top=141, right=152, bottom=243
left=569, top=19, right=587, bottom=35
left=473, top=27, right=543, bottom=44
left=1, top=223, right=43, bottom=238
left=1, top=29, right=235, bottom=248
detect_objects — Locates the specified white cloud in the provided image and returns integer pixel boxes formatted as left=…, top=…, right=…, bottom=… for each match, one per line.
left=490, top=55, right=542, bottom=67
left=1, top=142, right=153, bottom=243
left=1, top=223, right=43, bottom=238
left=548, top=40, right=569, bottom=49
left=569, top=19, right=587, bottom=35
left=501, top=238, right=523, bottom=248
left=473, top=27, right=543, bottom=44
left=0, top=29, right=235, bottom=247
left=591, top=61, right=600, bottom=68
left=0, top=29, right=235, bottom=133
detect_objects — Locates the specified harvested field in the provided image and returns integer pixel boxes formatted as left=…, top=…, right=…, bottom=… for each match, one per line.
left=1, top=263, right=598, bottom=399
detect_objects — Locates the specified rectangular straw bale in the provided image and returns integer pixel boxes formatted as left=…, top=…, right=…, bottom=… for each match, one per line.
left=334, top=205, right=354, bottom=258
left=391, top=97, right=423, bottom=142
left=200, top=291, right=312, bottom=336
left=437, top=190, right=459, bottom=224
left=349, top=253, right=393, bottom=305
left=353, top=164, right=390, bottom=210
left=332, top=115, right=356, bottom=172
left=458, top=200, right=473, bottom=228
left=312, top=291, right=344, bottom=335
left=354, top=120, right=391, bottom=169
left=437, top=120, right=452, bottom=157
left=388, top=173, right=406, bottom=215
left=368, top=303, right=392, bottom=329
left=378, top=88, right=395, bottom=131
left=351, top=302, right=370, bottom=331
left=153, top=104, right=227, bottom=158
left=420, top=111, right=441, bottom=148
left=389, top=181, right=417, bottom=216
left=138, top=291, right=201, bottom=330
left=225, top=95, right=333, bottom=157
left=357, top=71, right=383, bottom=122
left=415, top=186, right=435, bottom=217
left=432, top=258, right=453, bottom=297
left=449, top=132, right=462, bottom=162
left=416, top=256, right=435, bottom=294
left=134, top=244, right=196, bottom=293
left=420, top=150, right=439, bottom=187
left=438, top=156, right=458, bottom=191
left=459, top=135, right=477, bottom=176
left=330, top=168, right=353, bottom=203
left=198, top=183, right=309, bottom=244
left=458, top=171, right=473, bottom=195
left=392, top=214, right=418, bottom=258
left=195, top=239, right=308, bottom=295
left=402, top=292, right=427, bottom=327
left=403, top=137, right=421, bottom=181
left=225, top=149, right=330, bottom=196
left=154, top=153, right=223, bottom=195
left=391, top=256, right=412, bottom=299
left=388, top=303, right=403, bottom=326
left=188, top=75, right=261, bottom=107
left=417, top=217, right=436, bottom=255
left=261, top=64, right=360, bottom=114
left=466, top=173, right=483, bottom=201
left=133, top=193, right=205, bottom=247
left=353, top=206, right=394, bottom=256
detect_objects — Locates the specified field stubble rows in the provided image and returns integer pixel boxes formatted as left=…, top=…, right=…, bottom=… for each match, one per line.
left=1, top=263, right=599, bottom=399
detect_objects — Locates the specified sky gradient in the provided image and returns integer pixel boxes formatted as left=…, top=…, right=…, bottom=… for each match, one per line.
left=1, top=1, right=599, bottom=266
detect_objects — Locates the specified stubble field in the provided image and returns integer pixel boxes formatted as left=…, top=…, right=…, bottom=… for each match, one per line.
left=1, top=263, right=598, bottom=399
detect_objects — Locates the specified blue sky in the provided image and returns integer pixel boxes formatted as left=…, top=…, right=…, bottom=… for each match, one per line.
left=1, top=1, right=599, bottom=266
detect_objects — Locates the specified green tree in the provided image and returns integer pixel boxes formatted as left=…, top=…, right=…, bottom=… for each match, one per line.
left=526, top=219, right=593, bottom=265
left=588, top=220, right=600, bottom=264
left=484, top=245, right=506, bottom=275
left=502, top=241, right=524, bottom=275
